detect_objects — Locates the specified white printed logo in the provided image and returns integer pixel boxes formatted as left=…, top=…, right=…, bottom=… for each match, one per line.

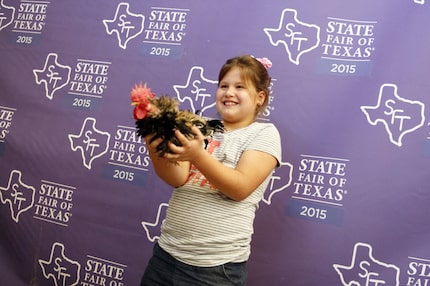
left=264, top=9, right=320, bottom=65
left=33, top=53, right=71, bottom=100
left=333, top=242, right=400, bottom=286
left=103, top=2, right=145, bottom=49
left=263, top=161, right=293, bottom=205
left=173, top=66, right=218, bottom=117
left=0, top=0, right=15, bottom=31
left=68, top=117, right=111, bottom=169
left=361, top=83, right=426, bottom=147
left=141, top=203, right=168, bottom=242
left=39, top=242, right=81, bottom=286
left=0, top=170, right=35, bottom=223
left=407, top=256, right=430, bottom=285
left=0, top=105, right=15, bottom=143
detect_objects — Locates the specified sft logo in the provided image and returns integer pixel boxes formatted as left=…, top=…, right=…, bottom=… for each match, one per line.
left=0, top=0, right=15, bottom=30
left=173, top=66, right=218, bottom=117
left=361, top=83, right=425, bottom=147
left=0, top=170, right=35, bottom=223
left=262, top=160, right=293, bottom=205
left=141, top=203, right=168, bottom=242
left=333, top=242, right=400, bottom=286
left=68, top=117, right=110, bottom=169
left=264, top=8, right=320, bottom=65
left=33, top=53, right=71, bottom=100
left=39, top=242, right=81, bottom=286
left=103, top=2, right=144, bottom=49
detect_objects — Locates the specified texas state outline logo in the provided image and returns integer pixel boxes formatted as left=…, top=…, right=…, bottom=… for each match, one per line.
left=333, top=242, right=400, bottom=286
left=0, top=0, right=15, bottom=31
left=39, top=242, right=81, bottom=286
left=68, top=117, right=111, bottom=170
left=33, top=53, right=72, bottom=100
left=103, top=2, right=145, bottom=49
left=0, top=169, right=35, bottom=223
left=262, top=160, right=293, bottom=205
left=173, top=66, right=218, bottom=118
left=264, top=8, right=320, bottom=65
left=361, top=83, right=426, bottom=147
left=141, top=202, right=168, bottom=242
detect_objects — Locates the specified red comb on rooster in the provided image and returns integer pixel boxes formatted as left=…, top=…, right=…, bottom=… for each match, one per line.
left=131, top=82, right=157, bottom=120
left=131, top=82, right=224, bottom=156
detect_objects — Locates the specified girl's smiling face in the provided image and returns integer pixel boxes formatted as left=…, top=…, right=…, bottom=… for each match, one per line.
left=216, top=67, right=265, bottom=130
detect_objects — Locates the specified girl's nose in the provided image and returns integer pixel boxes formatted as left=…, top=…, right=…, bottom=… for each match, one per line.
left=225, top=86, right=234, bottom=96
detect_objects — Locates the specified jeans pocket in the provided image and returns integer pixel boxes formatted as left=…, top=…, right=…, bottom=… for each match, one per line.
left=222, top=262, right=247, bottom=285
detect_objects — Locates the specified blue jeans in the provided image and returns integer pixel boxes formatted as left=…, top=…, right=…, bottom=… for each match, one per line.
left=140, top=243, right=248, bottom=286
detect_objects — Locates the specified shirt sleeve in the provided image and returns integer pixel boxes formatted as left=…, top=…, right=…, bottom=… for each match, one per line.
left=247, top=123, right=282, bottom=167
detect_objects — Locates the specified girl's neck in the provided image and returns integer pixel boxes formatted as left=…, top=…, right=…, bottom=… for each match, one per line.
left=223, top=120, right=255, bottom=132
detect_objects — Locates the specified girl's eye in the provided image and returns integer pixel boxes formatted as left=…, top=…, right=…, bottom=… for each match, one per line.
left=220, top=84, right=228, bottom=88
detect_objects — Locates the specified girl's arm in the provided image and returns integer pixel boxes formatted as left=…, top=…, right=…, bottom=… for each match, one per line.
left=145, top=136, right=190, bottom=187
left=164, top=127, right=278, bottom=201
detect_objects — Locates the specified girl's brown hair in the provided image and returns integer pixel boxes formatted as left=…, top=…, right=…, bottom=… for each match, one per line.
left=218, top=55, right=272, bottom=114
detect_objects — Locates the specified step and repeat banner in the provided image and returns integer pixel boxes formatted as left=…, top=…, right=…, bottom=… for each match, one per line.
left=1, top=0, right=430, bottom=285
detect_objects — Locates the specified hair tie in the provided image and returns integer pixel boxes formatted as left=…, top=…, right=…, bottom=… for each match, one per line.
left=254, top=57, right=272, bottom=70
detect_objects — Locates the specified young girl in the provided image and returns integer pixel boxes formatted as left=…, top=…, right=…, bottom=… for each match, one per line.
left=141, top=55, right=282, bottom=286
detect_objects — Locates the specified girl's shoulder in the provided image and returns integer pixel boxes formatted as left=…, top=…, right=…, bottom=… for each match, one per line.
left=216, top=122, right=279, bottom=140
left=231, top=122, right=280, bottom=143
left=247, top=121, right=279, bottom=133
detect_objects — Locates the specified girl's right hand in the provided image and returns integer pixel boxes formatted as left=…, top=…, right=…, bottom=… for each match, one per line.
left=144, top=133, right=191, bottom=187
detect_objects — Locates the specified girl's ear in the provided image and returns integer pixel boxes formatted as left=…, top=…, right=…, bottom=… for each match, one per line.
left=257, top=91, right=266, bottom=106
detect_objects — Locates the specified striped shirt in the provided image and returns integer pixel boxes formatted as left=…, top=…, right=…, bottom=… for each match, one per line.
left=158, top=122, right=282, bottom=267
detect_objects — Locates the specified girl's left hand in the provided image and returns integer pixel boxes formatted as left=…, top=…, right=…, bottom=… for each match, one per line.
left=164, top=126, right=206, bottom=163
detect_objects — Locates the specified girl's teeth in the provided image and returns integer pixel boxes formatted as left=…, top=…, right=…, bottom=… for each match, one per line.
left=225, top=101, right=236, bottom=105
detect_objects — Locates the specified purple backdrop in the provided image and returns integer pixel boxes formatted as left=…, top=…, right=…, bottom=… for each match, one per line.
left=1, top=0, right=430, bottom=285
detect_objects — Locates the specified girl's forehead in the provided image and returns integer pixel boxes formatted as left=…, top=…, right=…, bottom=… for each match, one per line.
left=221, top=67, right=242, bottom=81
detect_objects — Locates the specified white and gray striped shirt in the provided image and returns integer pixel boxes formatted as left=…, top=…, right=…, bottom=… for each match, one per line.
left=158, top=122, right=282, bottom=267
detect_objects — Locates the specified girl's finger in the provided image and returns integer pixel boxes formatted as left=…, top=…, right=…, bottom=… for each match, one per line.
left=167, top=141, right=182, bottom=154
left=192, top=126, right=202, bottom=136
left=174, top=129, right=190, bottom=145
left=163, top=148, right=180, bottom=161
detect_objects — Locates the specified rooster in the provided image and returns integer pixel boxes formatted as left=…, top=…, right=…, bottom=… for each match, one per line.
left=131, top=83, right=224, bottom=156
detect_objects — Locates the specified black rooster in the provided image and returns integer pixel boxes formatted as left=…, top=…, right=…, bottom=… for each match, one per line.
left=131, top=83, right=224, bottom=156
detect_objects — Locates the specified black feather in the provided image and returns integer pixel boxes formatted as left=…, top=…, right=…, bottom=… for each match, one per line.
left=135, top=96, right=224, bottom=156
